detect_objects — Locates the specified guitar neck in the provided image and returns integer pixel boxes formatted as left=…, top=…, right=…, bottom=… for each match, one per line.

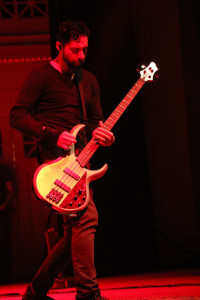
left=77, top=77, right=145, bottom=167
left=103, top=77, right=145, bottom=131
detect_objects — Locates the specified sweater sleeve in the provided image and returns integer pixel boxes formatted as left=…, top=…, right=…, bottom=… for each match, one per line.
left=9, top=68, right=61, bottom=145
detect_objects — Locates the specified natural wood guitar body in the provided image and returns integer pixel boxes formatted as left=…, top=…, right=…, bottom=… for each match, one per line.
left=33, top=124, right=108, bottom=215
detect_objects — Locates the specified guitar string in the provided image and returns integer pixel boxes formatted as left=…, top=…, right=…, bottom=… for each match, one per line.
left=74, top=78, right=145, bottom=168
left=66, top=79, right=144, bottom=170
left=52, top=90, right=133, bottom=198
left=67, top=80, right=144, bottom=170
left=53, top=140, right=98, bottom=196
left=52, top=78, right=145, bottom=198
left=54, top=158, right=82, bottom=193
left=54, top=141, right=96, bottom=195
left=53, top=89, right=140, bottom=196
left=52, top=138, right=103, bottom=200
left=47, top=69, right=155, bottom=208
left=82, top=80, right=145, bottom=164
left=53, top=79, right=143, bottom=195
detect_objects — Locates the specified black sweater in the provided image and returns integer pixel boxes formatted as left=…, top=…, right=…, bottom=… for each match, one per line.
left=10, top=63, right=103, bottom=157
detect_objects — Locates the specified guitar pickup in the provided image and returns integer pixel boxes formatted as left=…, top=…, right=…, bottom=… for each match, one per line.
left=54, top=179, right=71, bottom=193
left=63, top=167, right=80, bottom=181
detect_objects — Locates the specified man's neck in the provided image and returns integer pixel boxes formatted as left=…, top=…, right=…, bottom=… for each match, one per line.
left=50, top=58, right=75, bottom=80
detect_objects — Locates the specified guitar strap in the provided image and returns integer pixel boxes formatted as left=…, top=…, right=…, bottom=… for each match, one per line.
left=78, top=80, right=88, bottom=128
left=75, top=69, right=88, bottom=127
left=75, top=69, right=88, bottom=151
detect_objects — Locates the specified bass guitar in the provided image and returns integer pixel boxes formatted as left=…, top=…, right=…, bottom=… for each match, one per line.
left=33, top=62, right=158, bottom=215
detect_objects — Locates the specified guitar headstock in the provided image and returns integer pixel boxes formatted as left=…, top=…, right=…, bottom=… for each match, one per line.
left=139, top=62, right=158, bottom=82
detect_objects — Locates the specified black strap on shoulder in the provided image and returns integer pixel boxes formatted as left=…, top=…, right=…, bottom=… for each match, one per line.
left=75, top=69, right=88, bottom=127
left=78, top=80, right=88, bottom=127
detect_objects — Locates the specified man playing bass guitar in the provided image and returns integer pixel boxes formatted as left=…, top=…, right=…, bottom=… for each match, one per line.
left=10, top=20, right=114, bottom=300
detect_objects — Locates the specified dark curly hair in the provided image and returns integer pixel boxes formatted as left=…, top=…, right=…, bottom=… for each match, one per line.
left=57, top=20, right=90, bottom=44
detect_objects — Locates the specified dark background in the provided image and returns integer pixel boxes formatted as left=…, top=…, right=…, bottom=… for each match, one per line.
left=1, top=0, right=199, bottom=282
left=46, top=0, right=200, bottom=277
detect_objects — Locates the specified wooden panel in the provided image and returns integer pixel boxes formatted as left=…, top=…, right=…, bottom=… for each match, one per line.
left=0, top=61, right=50, bottom=90
left=0, top=44, right=51, bottom=59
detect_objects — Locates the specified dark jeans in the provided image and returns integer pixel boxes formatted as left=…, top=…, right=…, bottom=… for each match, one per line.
left=23, top=195, right=99, bottom=300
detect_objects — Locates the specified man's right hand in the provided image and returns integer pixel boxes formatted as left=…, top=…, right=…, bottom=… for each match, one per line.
left=57, top=131, right=77, bottom=150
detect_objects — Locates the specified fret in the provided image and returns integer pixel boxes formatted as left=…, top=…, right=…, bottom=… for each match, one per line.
left=103, top=79, right=145, bottom=131
left=76, top=78, right=145, bottom=166
left=76, top=62, right=158, bottom=168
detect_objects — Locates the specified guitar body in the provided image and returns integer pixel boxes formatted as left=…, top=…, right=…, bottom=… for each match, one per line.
left=33, top=124, right=108, bottom=215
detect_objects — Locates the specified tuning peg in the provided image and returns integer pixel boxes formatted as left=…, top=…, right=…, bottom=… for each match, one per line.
left=136, top=65, right=146, bottom=72
left=136, top=66, right=146, bottom=72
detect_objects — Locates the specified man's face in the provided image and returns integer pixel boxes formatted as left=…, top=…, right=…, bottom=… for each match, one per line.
left=62, top=36, right=88, bottom=70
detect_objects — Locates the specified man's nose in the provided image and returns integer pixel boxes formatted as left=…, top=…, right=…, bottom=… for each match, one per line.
left=79, top=50, right=86, bottom=60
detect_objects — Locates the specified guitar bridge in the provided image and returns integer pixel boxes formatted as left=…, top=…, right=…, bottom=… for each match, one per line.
left=46, top=188, right=64, bottom=204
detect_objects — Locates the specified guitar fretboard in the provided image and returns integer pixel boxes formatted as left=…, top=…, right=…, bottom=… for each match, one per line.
left=76, top=77, right=145, bottom=167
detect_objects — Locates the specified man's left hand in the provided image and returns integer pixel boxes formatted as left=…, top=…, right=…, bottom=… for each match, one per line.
left=92, top=121, right=115, bottom=147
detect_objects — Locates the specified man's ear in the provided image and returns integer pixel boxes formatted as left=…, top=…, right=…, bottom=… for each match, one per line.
left=56, top=42, right=63, bottom=52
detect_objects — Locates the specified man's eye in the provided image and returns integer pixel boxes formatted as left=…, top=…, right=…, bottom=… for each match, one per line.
left=70, top=48, right=88, bottom=54
left=71, top=48, right=79, bottom=54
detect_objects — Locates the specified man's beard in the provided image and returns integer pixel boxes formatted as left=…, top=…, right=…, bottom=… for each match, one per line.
left=62, top=53, right=85, bottom=70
